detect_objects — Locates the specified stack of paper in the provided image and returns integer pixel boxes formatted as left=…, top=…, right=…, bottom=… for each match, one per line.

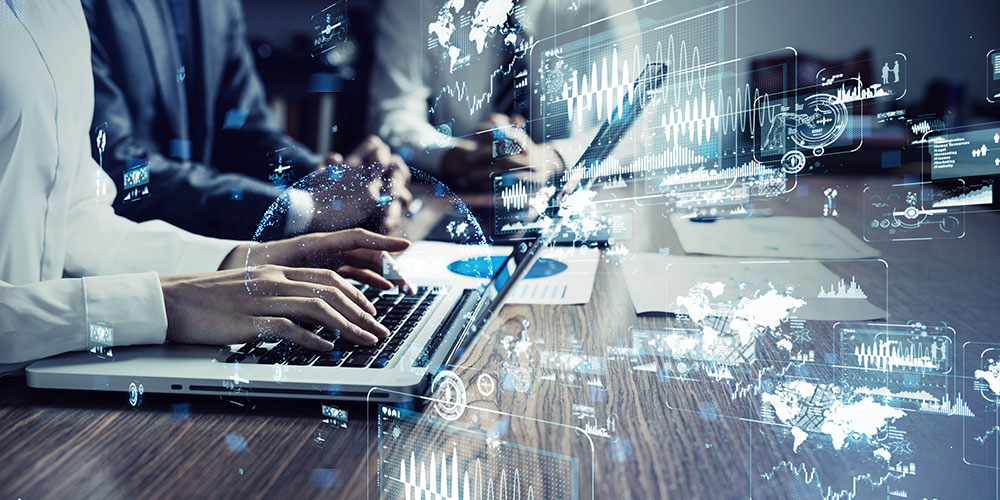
left=670, top=215, right=880, bottom=259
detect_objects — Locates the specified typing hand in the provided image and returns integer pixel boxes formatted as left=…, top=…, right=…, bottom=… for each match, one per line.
left=160, top=265, right=389, bottom=349
left=161, top=229, right=413, bottom=349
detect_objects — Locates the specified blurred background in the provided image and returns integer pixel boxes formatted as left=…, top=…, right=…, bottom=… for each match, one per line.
left=242, top=0, right=1000, bottom=169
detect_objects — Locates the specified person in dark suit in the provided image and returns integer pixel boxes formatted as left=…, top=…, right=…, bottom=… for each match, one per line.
left=83, top=0, right=411, bottom=240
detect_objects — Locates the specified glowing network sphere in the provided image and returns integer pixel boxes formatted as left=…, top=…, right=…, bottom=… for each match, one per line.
left=245, top=166, right=492, bottom=340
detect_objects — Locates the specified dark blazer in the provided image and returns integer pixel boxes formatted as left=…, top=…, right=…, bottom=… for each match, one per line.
left=83, top=0, right=319, bottom=239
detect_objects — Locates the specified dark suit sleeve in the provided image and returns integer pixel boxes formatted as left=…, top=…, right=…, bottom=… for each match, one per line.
left=211, top=0, right=321, bottom=177
left=84, top=0, right=287, bottom=240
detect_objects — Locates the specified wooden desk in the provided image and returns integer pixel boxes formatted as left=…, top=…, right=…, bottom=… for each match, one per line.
left=1, top=175, right=998, bottom=499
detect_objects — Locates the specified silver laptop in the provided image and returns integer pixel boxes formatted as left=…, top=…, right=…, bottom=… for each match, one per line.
left=25, top=63, right=667, bottom=402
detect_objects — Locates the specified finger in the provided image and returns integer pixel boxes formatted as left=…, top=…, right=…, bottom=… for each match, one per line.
left=379, top=251, right=416, bottom=295
left=386, top=154, right=411, bottom=182
left=267, top=297, right=380, bottom=345
left=340, top=248, right=386, bottom=273
left=368, top=176, right=387, bottom=207
left=489, top=113, right=511, bottom=127
left=347, top=135, right=391, bottom=167
left=341, top=249, right=415, bottom=293
left=280, top=267, right=377, bottom=315
left=307, top=228, right=411, bottom=254
left=385, top=167, right=414, bottom=208
left=325, top=152, right=344, bottom=165
left=338, top=265, right=394, bottom=290
left=254, top=317, right=335, bottom=352
left=379, top=200, right=405, bottom=235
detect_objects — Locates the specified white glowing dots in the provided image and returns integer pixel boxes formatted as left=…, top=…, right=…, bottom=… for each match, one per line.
left=128, top=381, right=143, bottom=407
left=430, top=370, right=467, bottom=421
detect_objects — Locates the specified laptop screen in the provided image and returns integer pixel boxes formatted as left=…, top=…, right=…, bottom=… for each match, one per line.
left=478, top=62, right=669, bottom=313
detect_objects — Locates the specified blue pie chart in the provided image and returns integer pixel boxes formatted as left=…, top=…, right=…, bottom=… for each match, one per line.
left=447, top=256, right=567, bottom=279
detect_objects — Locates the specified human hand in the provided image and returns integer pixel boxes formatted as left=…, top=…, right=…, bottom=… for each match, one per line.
left=164, top=229, right=417, bottom=350
left=441, top=114, right=563, bottom=191
left=159, top=265, right=389, bottom=350
left=306, top=136, right=413, bottom=234
left=220, top=228, right=414, bottom=290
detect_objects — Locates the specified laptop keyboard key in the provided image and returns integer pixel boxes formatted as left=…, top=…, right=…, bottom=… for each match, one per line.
left=341, top=354, right=371, bottom=368
left=363, top=287, right=382, bottom=301
left=288, top=353, right=316, bottom=365
left=236, top=340, right=261, bottom=355
left=313, top=350, right=345, bottom=366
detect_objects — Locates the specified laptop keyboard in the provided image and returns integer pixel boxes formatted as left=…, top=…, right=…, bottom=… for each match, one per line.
left=224, top=286, right=438, bottom=369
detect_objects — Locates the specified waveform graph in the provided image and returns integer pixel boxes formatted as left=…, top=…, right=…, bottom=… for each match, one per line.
left=499, top=181, right=529, bottom=211
left=837, top=323, right=954, bottom=413
left=491, top=168, right=555, bottom=242
left=374, top=402, right=593, bottom=500
left=754, top=459, right=905, bottom=500
left=536, top=2, right=723, bottom=142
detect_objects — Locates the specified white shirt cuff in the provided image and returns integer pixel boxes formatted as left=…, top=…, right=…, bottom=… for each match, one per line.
left=82, top=272, right=168, bottom=347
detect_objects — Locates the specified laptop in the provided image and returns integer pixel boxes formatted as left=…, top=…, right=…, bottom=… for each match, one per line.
left=25, top=63, right=668, bottom=402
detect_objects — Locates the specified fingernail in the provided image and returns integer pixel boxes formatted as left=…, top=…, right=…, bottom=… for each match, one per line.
left=319, top=339, right=334, bottom=351
left=365, top=333, right=379, bottom=345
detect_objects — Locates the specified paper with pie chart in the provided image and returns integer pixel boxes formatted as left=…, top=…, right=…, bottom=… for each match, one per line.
left=394, top=241, right=599, bottom=305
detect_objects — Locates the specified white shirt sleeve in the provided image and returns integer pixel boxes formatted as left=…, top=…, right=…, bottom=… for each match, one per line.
left=0, top=141, right=240, bottom=374
left=368, top=0, right=453, bottom=174
left=0, top=272, right=166, bottom=373
left=0, top=0, right=243, bottom=374
left=63, top=154, right=239, bottom=277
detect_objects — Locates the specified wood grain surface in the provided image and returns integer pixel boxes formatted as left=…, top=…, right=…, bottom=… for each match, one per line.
left=1, top=175, right=998, bottom=499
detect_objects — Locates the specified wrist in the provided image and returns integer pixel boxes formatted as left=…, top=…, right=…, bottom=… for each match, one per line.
left=218, top=243, right=251, bottom=270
